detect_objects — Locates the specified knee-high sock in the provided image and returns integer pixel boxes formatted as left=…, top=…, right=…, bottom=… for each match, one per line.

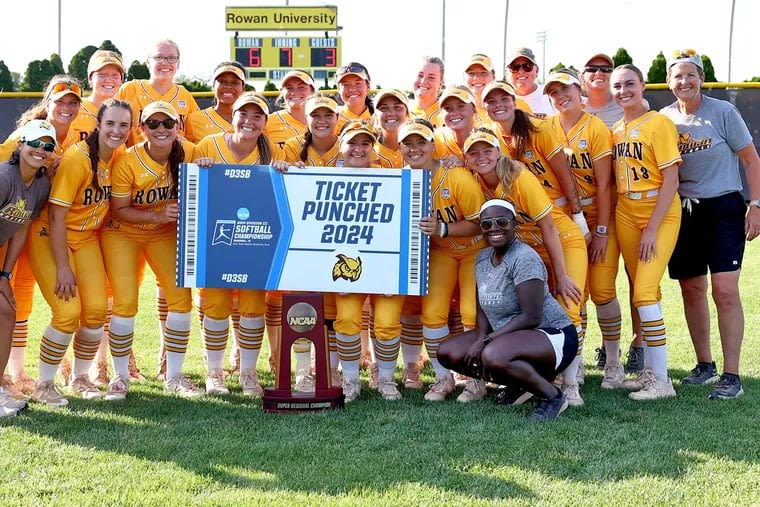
left=72, top=326, right=104, bottom=377
left=38, top=326, right=74, bottom=383
left=165, top=312, right=191, bottom=379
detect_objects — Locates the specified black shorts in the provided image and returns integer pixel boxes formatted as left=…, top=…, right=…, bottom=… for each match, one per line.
left=538, top=324, right=578, bottom=374
left=668, top=191, right=747, bottom=280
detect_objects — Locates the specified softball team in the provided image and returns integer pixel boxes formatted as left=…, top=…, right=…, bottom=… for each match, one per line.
left=4, top=46, right=753, bottom=418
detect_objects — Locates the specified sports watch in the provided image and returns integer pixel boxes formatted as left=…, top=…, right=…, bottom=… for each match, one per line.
left=0, top=271, right=12, bottom=281
left=749, top=199, right=760, bottom=208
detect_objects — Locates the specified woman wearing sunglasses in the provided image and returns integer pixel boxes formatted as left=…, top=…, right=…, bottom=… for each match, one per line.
left=0, top=120, right=56, bottom=415
left=544, top=70, right=624, bottom=390
left=660, top=50, right=760, bottom=400
left=580, top=54, right=623, bottom=129
left=465, top=128, right=587, bottom=405
left=335, top=62, right=373, bottom=132
left=609, top=64, right=682, bottom=401
left=102, top=101, right=200, bottom=398
left=0, top=75, right=82, bottom=397
left=397, top=119, right=485, bottom=402
left=117, top=39, right=198, bottom=147
left=437, top=199, right=578, bottom=421
left=193, top=92, right=275, bottom=397
left=410, top=56, right=445, bottom=129
left=26, top=100, right=133, bottom=406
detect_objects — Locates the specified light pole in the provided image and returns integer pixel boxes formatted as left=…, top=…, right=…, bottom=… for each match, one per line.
left=728, top=0, right=736, bottom=82
left=441, top=0, right=446, bottom=61
left=502, top=0, right=510, bottom=79
left=536, top=31, right=547, bottom=82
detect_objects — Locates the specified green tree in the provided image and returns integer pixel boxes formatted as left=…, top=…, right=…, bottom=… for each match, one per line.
left=264, top=80, right=278, bottom=92
left=99, top=40, right=121, bottom=55
left=0, top=60, right=15, bottom=92
left=701, top=54, right=717, bottom=82
left=550, top=62, right=580, bottom=75
left=21, top=59, right=58, bottom=91
left=11, top=71, right=21, bottom=90
left=612, top=48, right=633, bottom=67
left=177, top=76, right=211, bottom=92
left=127, top=60, right=149, bottom=81
left=647, top=51, right=667, bottom=83
left=68, top=45, right=98, bottom=86
left=50, top=53, right=64, bottom=74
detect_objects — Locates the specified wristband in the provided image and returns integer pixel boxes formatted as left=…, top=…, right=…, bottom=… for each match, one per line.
left=483, top=334, right=493, bottom=344
left=439, top=221, right=449, bottom=238
left=749, top=199, right=760, bottom=208
left=572, top=212, right=590, bottom=236
left=0, top=271, right=11, bottom=281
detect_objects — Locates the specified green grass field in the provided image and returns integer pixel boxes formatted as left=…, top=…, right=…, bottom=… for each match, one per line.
left=2, top=242, right=760, bottom=506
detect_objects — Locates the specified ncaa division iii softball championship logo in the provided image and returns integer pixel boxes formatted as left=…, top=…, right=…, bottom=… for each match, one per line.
left=287, top=302, right=318, bottom=333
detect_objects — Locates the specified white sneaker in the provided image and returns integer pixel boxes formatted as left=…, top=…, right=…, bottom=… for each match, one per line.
left=342, top=377, right=362, bottom=403
left=295, top=371, right=316, bottom=393
left=33, top=380, right=69, bottom=408
left=424, top=372, right=455, bottom=401
left=104, top=375, right=130, bottom=402
left=561, top=382, right=585, bottom=406
left=205, top=369, right=230, bottom=395
left=164, top=374, right=204, bottom=398
left=629, top=372, right=677, bottom=401
left=377, top=376, right=402, bottom=400
left=240, top=370, right=263, bottom=397
left=601, top=363, right=625, bottom=389
left=0, top=386, right=28, bottom=412
left=69, top=375, right=104, bottom=400
left=456, top=379, right=487, bottom=403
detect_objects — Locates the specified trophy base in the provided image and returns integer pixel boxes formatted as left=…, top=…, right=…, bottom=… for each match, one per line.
left=262, top=388, right=345, bottom=413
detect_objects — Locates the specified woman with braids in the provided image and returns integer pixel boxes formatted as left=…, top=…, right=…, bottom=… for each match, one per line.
left=102, top=101, right=200, bottom=399
left=26, top=99, right=132, bottom=406
left=193, top=92, right=276, bottom=397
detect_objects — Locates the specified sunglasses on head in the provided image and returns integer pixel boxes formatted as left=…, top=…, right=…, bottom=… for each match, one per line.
left=50, top=81, right=82, bottom=96
left=143, top=118, right=177, bottom=130
left=671, top=48, right=698, bottom=59
left=508, top=62, right=534, bottom=72
left=338, top=63, right=368, bottom=76
left=584, top=65, right=613, bottom=74
left=26, top=139, right=56, bottom=152
left=479, top=216, right=512, bottom=231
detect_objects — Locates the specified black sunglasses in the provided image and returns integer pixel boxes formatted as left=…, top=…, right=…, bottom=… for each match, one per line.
left=338, top=63, right=368, bottom=76
left=144, top=118, right=177, bottom=130
left=584, top=65, right=613, bottom=74
left=26, top=139, right=56, bottom=152
left=480, top=217, right=512, bottom=231
left=508, top=62, right=534, bottom=72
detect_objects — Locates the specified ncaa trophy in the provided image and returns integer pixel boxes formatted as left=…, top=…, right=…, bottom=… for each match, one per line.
left=262, top=293, right=345, bottom=412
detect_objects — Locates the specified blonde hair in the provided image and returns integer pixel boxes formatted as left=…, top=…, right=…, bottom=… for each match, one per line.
left=16, top=74, right=82, bottom=128
left=494, top=155, right=523, bottom=195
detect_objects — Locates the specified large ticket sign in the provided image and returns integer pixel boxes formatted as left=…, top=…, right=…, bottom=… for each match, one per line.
left=177, top=164, right=430, bottom=295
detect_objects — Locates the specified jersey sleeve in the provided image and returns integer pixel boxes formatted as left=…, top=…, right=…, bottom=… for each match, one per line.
left=453, top=168, right=486, bottom=220
left=652, top=115, right=683, bottom=169
left=513, top=170, right=552, bottom=222
left=589, top=116, right=613, bottom=161
left=533, top=119, right=564, bottom=160
left=49, top=146, right=89, bottom=208
left=110, top=153, right=134, bottom=199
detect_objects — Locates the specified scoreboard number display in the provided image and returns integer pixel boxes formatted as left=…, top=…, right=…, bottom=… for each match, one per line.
left=231, top=36, right=342, bottom=79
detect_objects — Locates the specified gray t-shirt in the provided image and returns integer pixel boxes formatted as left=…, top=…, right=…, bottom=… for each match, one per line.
left=584, top=98, right=623, bottom=129
left=476, top=240, right=571, bottom=332
left=0, top=161, right=50, bottom=245
left=660, top=95, right=752, bottom=198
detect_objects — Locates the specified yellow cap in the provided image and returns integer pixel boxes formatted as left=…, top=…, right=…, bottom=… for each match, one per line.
left=305, top=94, right=339, bottom=116
left=466, top=54, right=494, bottom=73
left=482, top=80, right=516, bottom=101
left=398, top=121, right=435, bottom=143
left=543, top=71, right=581, bottom=93
left=232, top=92, right=270, bottom=115
left=47, top=79, right=82, bottom=102
left=141, top=100, right=179, bottom=122
left=340, top=120, right=377, bottom=144
left=87, top=50, right=125, bottom=77
left=282, top=70, right=315, bottom=88
left=213, top=62, right=246, bottom=83
left=439, top=86, right=475, bottom=106
left=464, top=130, right=500, bottom=153
left=372, top=89, right=408, bottom=110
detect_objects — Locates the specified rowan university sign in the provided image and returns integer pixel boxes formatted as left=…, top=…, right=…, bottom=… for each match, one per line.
left=225, top=6, right=338, bottom=31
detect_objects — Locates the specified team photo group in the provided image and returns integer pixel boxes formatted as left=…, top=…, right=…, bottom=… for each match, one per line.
left=1, top=39, right=759, bottom=421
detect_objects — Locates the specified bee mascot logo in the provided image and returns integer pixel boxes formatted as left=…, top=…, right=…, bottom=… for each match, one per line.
left=332, top=254, right=362, bottom=282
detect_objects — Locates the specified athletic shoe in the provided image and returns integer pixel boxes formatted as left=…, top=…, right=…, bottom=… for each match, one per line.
left=561, top=382, right=584, bottom=406
left=90, top=359, right=110, bottom=387
left=624, top=345, right=644, bottom=374
left=457, top=379, right=487, bottom=403
left=205, top=369, right=230, bottom=395
left=529, top=389, right=568, bottom=420
left=0, top=386, right=28, bottom=412
left=594, top=347, right=607, bottom=370
left=10, top=372, right=36, bottom=395
left=240, top=371, right=263, bottom=397
left=377, top=376, right=402, bottom=400
left=69, top=375, right=104, bottom=400
left=368, top=362, right=379, bottom=389
left=681, top=362, right=719, bottom=385
left=164, top=374, right=204, bottom=398
left=1, top=377, right=30, bottom=401
left=58, top=355, right=72, bottom=387
left=708, top=374, right=744, bottom=400
left=330, top=368, right=343, bottom=388
left=628, top=371, right=676, bottom=400
left=342, top=377, right=362, bottom=403
left=453, top=371, right=469, bottom=387
left=424, top=373, right=455, bottom=401
left=268, top=354, right=279, bottom=377
left=600, top=363, right=625, bottom=389
left=622, top=368, right=650, bottom=391
left=495, top=385, right=534, bottom=405
left=128, top=351, right=145, bottom=383
left=295, top=372, right=316, bottom=393
left=104, top=375, right=130, bottom=402
left=576, top=360, right=585, bottom=385
left=33, top=380, right=69, bottom=408
left=402, top=363, right=423, bottom=389
left=1, top=404, right=19, bottom=418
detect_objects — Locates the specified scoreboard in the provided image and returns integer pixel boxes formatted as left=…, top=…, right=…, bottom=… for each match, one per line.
left=231, top=36, right=342, bottom=80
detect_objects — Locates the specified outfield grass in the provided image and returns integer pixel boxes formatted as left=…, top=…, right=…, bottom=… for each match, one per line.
left=2, top=241, right=760, bottom=506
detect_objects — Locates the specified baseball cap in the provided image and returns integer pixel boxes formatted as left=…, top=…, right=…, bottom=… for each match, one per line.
left=464, top=129, right=500, bottom=154
left=141, top=101, right=179, bottom=122
left=340, top=120, right=377, bottom=144
left=232, top=92, right=270, bottom=115
left=439, top=85, right=476, bottom=106
left=336, top=62, right=371, bottom=83
left=305, top=94, right=339, bottom=116
left=482, top=80, right=516, bottom=101
left=506, top=47, right=537, bottom=66
left=87, top=50, right=125, bottom=77
left=282, top=70, right=315, bottom=88
left=46, top=79, right=82, bottom=102
left=584, top=53, right=614, bottom=68
left=543, top=71, right=581, bottom=93
left=398, top=120, right=435, bottom=143
left=667, top=49, right=704, bottom=71
left=213, top=62, right=246, bottom=83
left=480, top=198, right=516, bottom=218
left=372, top=89, right=408, bottom=110
left=466, top=54, right=494, bottom=73
left=20, top=120, right=57, bottom=145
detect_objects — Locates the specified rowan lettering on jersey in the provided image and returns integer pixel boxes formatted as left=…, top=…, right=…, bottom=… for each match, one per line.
left=435, top=205, right=458, bottom=224
left=612, top=142, right=644, bottom=160
left=133, top=185, right=176, bottom=204
left=567, top=153, right=594, bottom=170
left=82, top=186, right=112, bottom=206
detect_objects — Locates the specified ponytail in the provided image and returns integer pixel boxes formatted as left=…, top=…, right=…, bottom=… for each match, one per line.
left=168, top=139, right=185, bottom=197
left=299, top=131, right=313, bottom=163
left=509, top=109, right=537, bottom=160
left=258, top=133, right=272, bottom=165
left=85, top=128, right=103, bottom=193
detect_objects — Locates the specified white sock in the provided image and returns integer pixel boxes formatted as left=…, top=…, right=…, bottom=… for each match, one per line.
left=109, top=316, right=134, bottom=378
left=423, top=325, right=450, bottom=376
left=72, top=326, right=104, bottom=377
left=203, top=316, right=229, bottom=372
left=336, top=332, right=361, bottom=378
left=238, top=316, right=264, bottom=373
left=638, top=303, right=668, bottom=380
left=38, top=326, right=73, bottom=383
left=165, top=312, right=191, bottom=380
left=375, top=335, right=400, bottom=378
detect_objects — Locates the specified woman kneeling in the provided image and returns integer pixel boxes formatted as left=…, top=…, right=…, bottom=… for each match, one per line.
left=438, top=199, right=578, bottom=420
